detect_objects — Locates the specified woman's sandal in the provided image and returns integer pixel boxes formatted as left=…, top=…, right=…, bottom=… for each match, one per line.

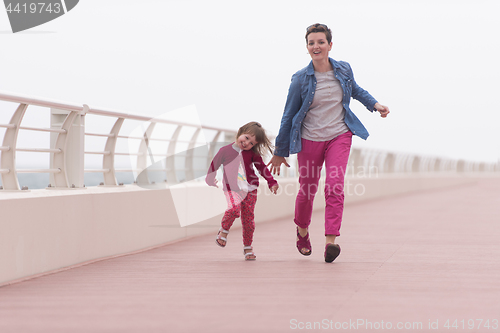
left=243, top=246, right=256, bottom=261
left=296, top=227, right=312, bottom=256
left=324, top=243, right=341, bottom=263
left=215, top=227, right=229, bottom=247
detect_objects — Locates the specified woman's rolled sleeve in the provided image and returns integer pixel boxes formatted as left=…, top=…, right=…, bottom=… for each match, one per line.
left=275, top=74, right=302, bottom=157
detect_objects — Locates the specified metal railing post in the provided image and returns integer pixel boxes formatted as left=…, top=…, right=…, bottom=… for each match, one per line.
left=166, top=125, right=182, bottom=184
left=50, top=107, right=86, bottom=188
left=384, top=153, right=396, bottom=173
left=136, top=123, right=156, bottom=185
left=102, top=117, right=124, bottom=186
left=0, top=103, right=28, bottom=190
left=185, top=128, right=201, bottom=181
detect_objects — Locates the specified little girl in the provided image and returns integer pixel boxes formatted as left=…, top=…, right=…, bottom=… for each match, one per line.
left=206, top=122, right=279, bottom=260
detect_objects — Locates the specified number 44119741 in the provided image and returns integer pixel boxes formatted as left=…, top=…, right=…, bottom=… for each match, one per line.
left=444, top=319, right=498, bottom=330
left=6, top=2, right=62, bottom=14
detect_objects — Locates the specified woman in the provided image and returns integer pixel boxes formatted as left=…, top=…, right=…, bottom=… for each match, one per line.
left=267, top=23, right=390, bottom=263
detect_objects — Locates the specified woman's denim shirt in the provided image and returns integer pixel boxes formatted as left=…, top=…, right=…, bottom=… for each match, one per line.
left=274, top=58, right=378, bottom=157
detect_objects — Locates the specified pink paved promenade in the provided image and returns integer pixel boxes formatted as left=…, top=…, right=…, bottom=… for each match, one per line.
left=1, top=178, right=499, bottom=332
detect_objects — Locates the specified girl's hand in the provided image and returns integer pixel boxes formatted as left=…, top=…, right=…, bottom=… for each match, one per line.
left=210, top=180, right=219, bottom=188
left=270, top=184, right=279, bottom=195
left=374, top=102, right=390, bottom=118
left=266, top=155, right=290, bottom=176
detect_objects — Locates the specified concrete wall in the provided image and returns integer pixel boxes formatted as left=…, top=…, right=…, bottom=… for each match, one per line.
left=0, top=173, right=482, bottom=286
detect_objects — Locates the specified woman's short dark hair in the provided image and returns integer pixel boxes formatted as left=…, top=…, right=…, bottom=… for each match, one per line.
left=305, top=23, right=332, bottom=44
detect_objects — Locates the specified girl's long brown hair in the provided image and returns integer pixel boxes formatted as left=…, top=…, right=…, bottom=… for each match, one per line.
left=236, top=121, right=273, bottom=157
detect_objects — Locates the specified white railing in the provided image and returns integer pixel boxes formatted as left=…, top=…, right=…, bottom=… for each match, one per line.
left=347, top=148, right=499, bottom=175
left=0, top=91, right=238, bottom=191
left=1, top=91, right=498, bottom=191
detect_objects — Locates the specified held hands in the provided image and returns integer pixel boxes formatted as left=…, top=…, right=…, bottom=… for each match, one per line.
left=270, top=184, right=279, bottom=195
left=266, top=155, right=290, bottom=176
left=374, top=102, right=390, bottom=118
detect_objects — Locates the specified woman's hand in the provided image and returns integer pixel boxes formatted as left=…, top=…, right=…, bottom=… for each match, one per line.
left=266, top=155, right=290, bottom=176
left=374, top=102, right=390, bottom=118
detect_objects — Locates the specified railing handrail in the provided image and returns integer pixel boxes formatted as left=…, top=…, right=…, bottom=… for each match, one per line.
left=0, top=90, right=235, bottom=134
left=0, top=91, right=84, bottom=112
left=86, top=107, right=233, bottom=133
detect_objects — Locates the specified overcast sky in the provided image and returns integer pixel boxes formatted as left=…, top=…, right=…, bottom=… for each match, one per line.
left=1, top=0, right=499, bottom=164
